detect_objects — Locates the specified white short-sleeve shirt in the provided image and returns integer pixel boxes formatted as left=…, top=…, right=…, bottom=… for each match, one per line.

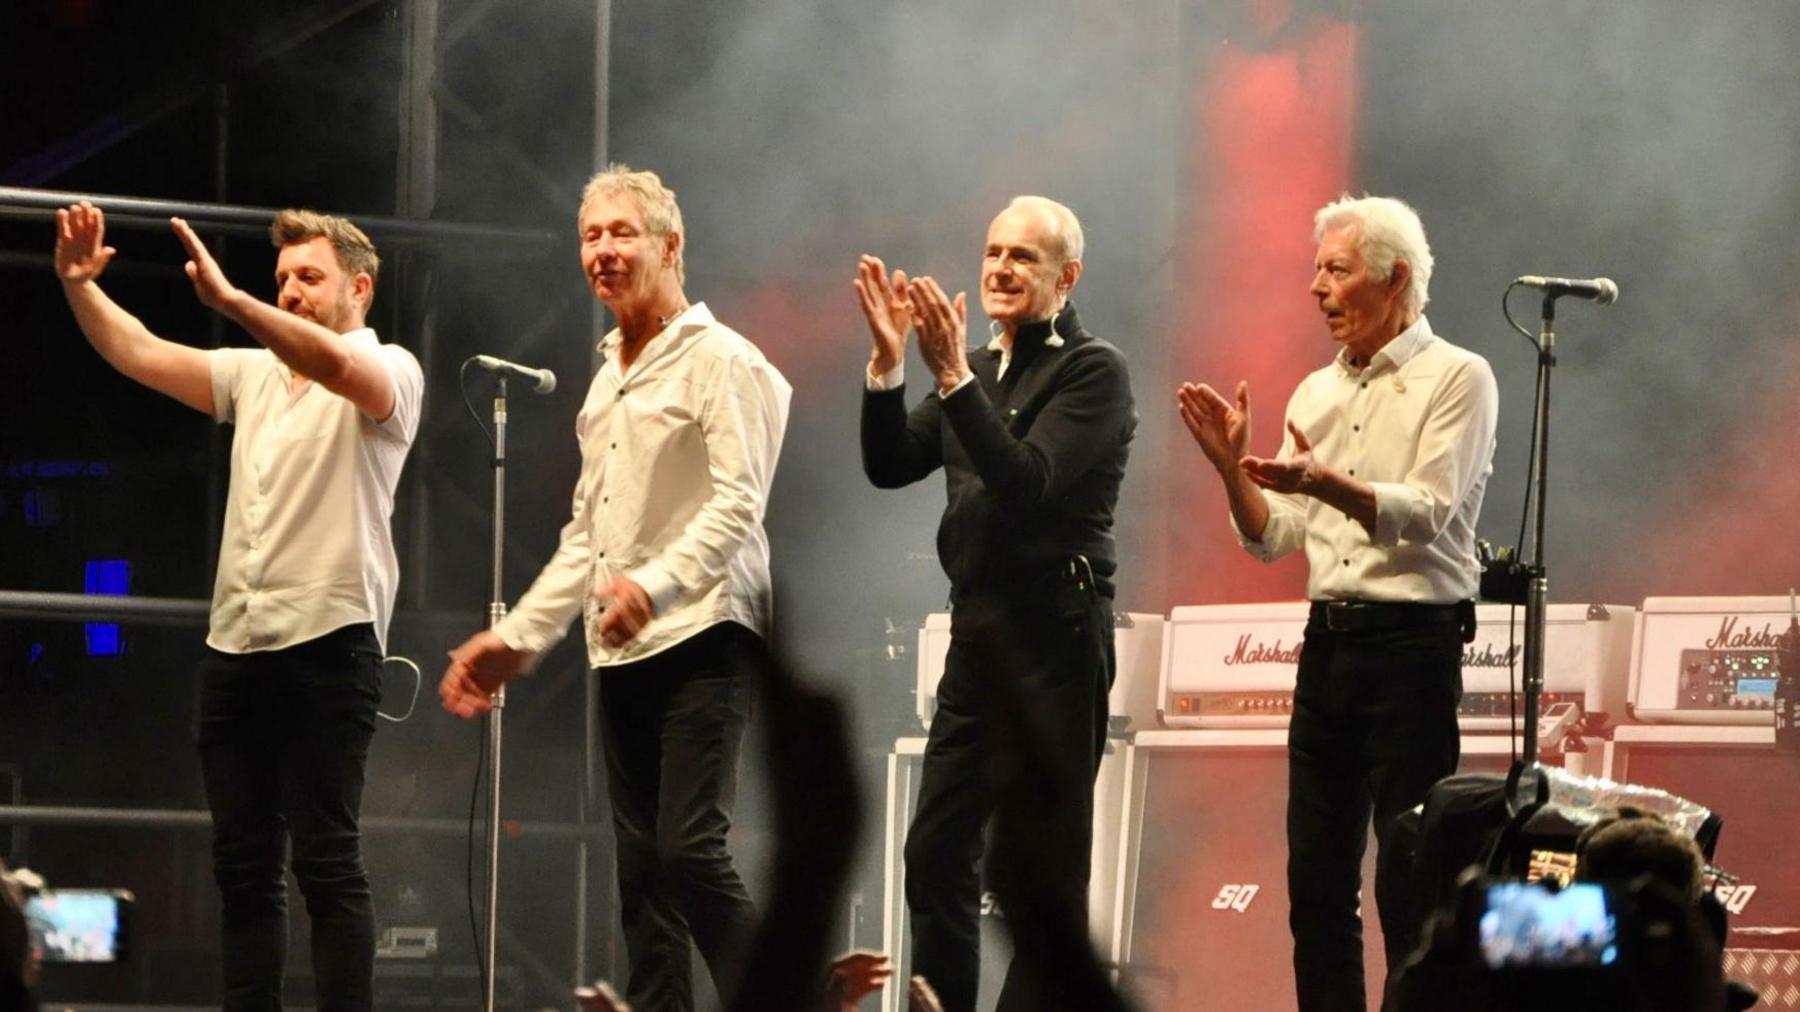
left=206, top=328, right=423, bottom=654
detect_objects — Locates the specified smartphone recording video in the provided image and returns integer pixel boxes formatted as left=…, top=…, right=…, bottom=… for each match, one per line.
left=24, top=889, right=132, bottom=963
left=1479, top=881, right=1616, bottom=970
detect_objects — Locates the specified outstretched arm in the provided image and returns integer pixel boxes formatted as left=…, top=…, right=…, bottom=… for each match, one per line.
left=55, top=202, right=214, bottom=415
left=171, top=217, right=397, bottom=421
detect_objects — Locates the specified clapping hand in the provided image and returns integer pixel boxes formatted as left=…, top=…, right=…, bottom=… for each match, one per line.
left=854, top=254, right=914, bottom=376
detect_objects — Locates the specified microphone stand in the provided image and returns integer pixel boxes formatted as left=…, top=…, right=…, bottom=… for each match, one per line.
left=483, top=376, right=509, bottom=1012
left=1519, top=296, right=1555, bottom=768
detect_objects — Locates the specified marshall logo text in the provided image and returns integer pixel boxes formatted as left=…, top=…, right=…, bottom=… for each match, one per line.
left=1222, top=635, right=1302, bottom=666
left=1705, top=616, right=1783, bottom=651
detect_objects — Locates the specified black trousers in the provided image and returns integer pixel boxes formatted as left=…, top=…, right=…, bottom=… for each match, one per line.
left=195, top=622, right=382, bottom=1012
left=1287, top=606, right=1464, bottom=1012
left=598, top=621, right=760, bottom=1012
left=904, top=589, right=1114, bottom=1012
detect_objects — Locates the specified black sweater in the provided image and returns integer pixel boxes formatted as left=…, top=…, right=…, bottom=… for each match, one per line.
left=861, top=302, right=1136, bottom=598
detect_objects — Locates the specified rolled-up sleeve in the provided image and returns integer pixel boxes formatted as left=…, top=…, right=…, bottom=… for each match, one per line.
left=1369, top=356, right=1499, bottom=547
left=1231, top=413, right=1308, bottom=561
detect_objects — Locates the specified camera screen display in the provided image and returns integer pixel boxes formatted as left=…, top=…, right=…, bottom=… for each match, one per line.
left=1479, top=882, right=1616, bottom=969
left=24, top=889, right=130, bottom=963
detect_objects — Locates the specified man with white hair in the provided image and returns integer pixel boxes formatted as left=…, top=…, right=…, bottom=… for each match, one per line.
left=857, top=195, right=1136, bottom=1012
left=1179, top=195, right=1498, bottom=1010
left=441, top=165, right=791, bottom=1012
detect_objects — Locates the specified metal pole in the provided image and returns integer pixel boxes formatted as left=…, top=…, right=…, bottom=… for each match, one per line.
left=580, top=0, right=613, bottom=989
left=1520, top=298, right=1556, bottom=763
left=484, top=377, right=509, bottom=1012
left=0, top=186, right=555, bottom=248
left=398, top=0, right=441, bottom=612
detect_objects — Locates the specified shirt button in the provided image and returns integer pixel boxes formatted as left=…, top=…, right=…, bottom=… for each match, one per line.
left=1348, top=469, right=1355, bottom=475
left=599, top=551, right=605, bottom=559
left=610, top=442, right=617, bottom=449
left=1353, top=425, right=1360, bottom=432
left=1360, top=381, right=1368, bottom=389
left=1343, top=559, right=1350, bottom=566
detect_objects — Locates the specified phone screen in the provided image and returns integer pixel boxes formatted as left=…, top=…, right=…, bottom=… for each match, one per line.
left=1479, top=881, right=1616, bottom=970
left=24, top=889, right=131, bottom=963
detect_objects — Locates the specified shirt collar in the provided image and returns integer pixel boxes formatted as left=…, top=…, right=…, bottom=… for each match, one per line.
left=1336, top=314, right=1434, bottom=375
left=598, top=301, right=714, bottom=357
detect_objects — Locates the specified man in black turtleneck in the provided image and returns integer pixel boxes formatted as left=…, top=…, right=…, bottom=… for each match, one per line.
left=855, top=195, right=1136, bottom=1012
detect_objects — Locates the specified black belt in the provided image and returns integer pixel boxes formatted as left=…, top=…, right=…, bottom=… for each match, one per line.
left=1310, top=600, right=1476, bottom=641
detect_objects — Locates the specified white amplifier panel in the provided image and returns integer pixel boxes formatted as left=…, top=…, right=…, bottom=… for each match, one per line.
left=1157, top=602, right=1310, bottom=728
left=1628, top=596, right=1792, bottom=725
left=1157, top=601, right=1635, bottom=731
left=915, top=612, right=1165, bottom=731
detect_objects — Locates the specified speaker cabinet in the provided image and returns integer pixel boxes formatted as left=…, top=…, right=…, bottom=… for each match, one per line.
left=1109, top=731, right=1528, bottom=1010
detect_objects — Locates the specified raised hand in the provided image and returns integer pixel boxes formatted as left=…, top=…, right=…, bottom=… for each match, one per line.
left=823, top=950, right=894, bottom=1010
left=438, top=629, right=533, bottom=719
left=170, top=216, right=244, bottom=312
left=1242, top=419, right=1319, bottom=494
left=907, top=975, right=945, bottom=1012
left=905, top=276, right=969, bottom=391
left=1177, top=380, right=1252, bottom=474
left=54, top=202, right=117, bottom=284
left=854, top=254, right=914, bottom=376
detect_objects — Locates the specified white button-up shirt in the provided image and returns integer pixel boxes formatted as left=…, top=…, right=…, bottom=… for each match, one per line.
left=493, top=303, right=792, bottom=668
left=1236, top=316, right=1498, bottom=603
left=206, top=328, right=423, bottom=654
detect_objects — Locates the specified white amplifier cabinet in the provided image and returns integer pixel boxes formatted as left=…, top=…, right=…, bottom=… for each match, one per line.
left=1157, top=601, right=1635, bottom=731
left=1628, top=596, right=1792, bottom=724
left=1461, top=603, right=1635, bottom=730
left=1157, top=602, right=1309, bottom=728
left=915, top=612, right=1165, bottom=731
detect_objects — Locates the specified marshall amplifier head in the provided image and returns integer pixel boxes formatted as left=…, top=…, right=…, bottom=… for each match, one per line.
left=1156, top=602, right=1635, bottom=732
left=1628, top=596, right=1791, bottom=725
left=914, top=612, right=1165, bottom=731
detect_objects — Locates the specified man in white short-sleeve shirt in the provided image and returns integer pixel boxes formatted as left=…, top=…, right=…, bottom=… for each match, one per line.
left=53, top=202, right=422, bottom=1010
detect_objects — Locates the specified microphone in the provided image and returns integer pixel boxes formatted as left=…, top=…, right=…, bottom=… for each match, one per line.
left=471, top=354, right=557, bottom=394
left=1514, top=275, right=1620, bottom=305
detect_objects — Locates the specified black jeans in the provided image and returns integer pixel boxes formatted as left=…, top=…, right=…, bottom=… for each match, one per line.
left=904, top=589, right=1114, bottom=1012
left=1287, top=607, right=1463, bottom=1012
left=195, top=623, right=382, bottom=1012
left=598, top=621, right=759, bottom=1012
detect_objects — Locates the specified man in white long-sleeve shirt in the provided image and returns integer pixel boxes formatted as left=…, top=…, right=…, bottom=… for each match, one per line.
left=439, top=165, right=791, bottom=1012
left=1178, top=195, right=1498, bottom=1012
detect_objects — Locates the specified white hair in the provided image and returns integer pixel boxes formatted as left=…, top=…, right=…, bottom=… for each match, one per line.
left=1313, top=194, right=1433, bottom=314
left=1007, top=194, right=1085, bottom=263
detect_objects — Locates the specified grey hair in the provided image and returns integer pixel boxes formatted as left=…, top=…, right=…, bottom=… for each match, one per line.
left=1006, top=194, right=1085, bottom=264
left=579, top=164, right=686, bottom=283
left=1313, top=194, right=1433, bottom=314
